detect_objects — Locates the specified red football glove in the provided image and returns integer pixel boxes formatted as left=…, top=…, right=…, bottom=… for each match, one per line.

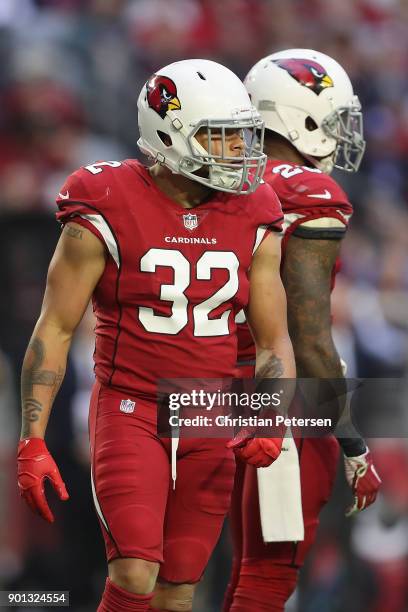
left=17, top=438, right=69, bottom=523
left=344, top=449, right=381, bottom=517
left=227, top=429, right=283, bottom=468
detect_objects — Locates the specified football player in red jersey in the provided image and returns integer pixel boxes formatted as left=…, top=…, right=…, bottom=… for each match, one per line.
left=224, top=49, right=382, bottom=612
left=17, top=59, right=296, bottom=612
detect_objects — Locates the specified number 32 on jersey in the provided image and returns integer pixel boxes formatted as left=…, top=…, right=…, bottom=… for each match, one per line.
left=138, top=248, right=239, bottom=337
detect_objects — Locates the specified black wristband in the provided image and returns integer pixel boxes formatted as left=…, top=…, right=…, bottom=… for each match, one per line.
left=338, top=436, right=367, bottom=457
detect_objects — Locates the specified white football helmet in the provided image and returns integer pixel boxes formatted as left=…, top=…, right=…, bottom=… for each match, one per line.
left=245, top=49, right=366, bottom=173
left=137, top=59, right=266, bottom=194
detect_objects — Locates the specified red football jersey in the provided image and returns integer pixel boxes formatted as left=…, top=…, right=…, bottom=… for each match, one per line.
left=56, top=159, right=283, bottom=399
left=237, top=158, right=353, bottom=362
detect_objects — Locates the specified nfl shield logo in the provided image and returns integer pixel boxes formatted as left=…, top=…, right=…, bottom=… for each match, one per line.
left=120, top=399, right=135, bottom=414
left=183, top=213, right=198, bottom=231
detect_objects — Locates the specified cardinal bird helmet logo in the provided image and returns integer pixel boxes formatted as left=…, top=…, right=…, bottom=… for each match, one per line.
left=146, top=74, right=181, bottom=119
left=273, top=58, right=334, bottom=95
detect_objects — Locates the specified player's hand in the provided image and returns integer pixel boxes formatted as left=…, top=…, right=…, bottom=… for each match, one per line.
left=227, top=429, right=283, bottom=468
left=344, top=449, right=381, bottom=517
left=17, top=438, right=69, bottom=523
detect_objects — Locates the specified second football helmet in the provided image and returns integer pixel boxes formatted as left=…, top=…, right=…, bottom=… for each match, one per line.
left=245, top=49, right=366, bottom=173
left=137, top=59, right=266, bottom=194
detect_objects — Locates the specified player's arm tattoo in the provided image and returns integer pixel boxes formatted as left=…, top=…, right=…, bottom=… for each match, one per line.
left=281, top=235, right=343, bottom=378
left=65, top=225, right=83, bottom=240
left=256, top=353, right=284, bottom=379
left=255, top=350, right=293, bottom=416
left=21, top=337, right=65, bottom=437
left=21, top=399, right=43, bottom=437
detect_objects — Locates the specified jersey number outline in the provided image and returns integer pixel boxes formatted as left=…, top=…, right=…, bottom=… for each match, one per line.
left=84, top=161, right=122, bottom=175
left=138, top=248, right=239, bottom=336
left=272, top=163, right=322, bottom=179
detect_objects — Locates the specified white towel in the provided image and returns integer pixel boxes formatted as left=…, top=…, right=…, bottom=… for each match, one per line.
left=257, top=434, right=304, bottom=542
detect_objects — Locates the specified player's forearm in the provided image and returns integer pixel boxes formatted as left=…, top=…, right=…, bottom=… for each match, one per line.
left=293, top=333, right=367, bottom=453
left=20, top=318, right=72, bottom=439
left=255, top=336, right=296, bottom=380
left=292, top=330, right=346, bottom=423
left=255, top=337, right=296, bottom=419
left=292, top=332, right=343, bottom=378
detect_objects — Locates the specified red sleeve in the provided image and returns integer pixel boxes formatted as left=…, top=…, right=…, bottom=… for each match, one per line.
left=248, top=184, right=283, bottom=256
left=55, top=166, right=120, bottom=265
left=251, top=182, right=284, bottom=233
left=266, top=160, right=353, bottom=231
left=55, top=166, right=111, bottom=225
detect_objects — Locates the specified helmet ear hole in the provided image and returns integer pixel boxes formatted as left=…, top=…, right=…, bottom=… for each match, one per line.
left=305, top=116, right=318, bottom=131
left=157, top=130, right=172, bottom=147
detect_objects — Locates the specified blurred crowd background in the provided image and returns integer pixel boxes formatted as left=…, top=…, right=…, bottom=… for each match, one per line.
left=1, top=0, right=408, bottom=610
